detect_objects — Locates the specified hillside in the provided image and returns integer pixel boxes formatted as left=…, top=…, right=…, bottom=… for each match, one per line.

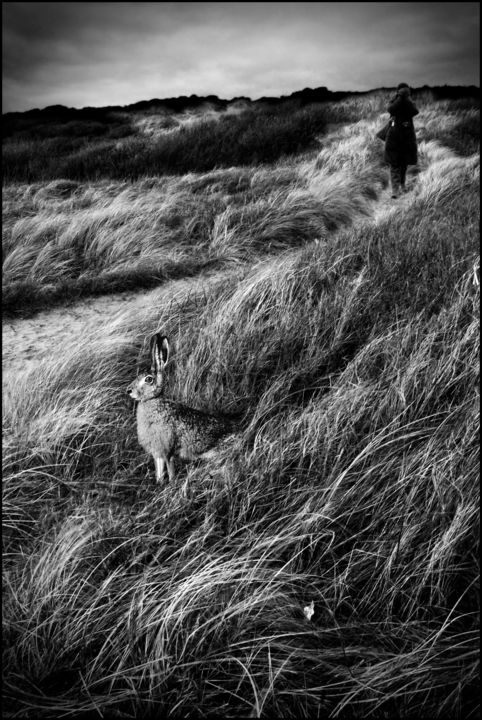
left=2, top=86, right=480, bottom=719
left=2, top=84, right=479, bottom=184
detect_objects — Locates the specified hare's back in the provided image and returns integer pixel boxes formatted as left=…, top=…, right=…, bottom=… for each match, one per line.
left=173, top=403, right=231, bottom=458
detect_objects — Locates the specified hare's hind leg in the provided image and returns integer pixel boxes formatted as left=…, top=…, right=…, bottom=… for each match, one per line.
left=154, top=457, right=165, bottom=484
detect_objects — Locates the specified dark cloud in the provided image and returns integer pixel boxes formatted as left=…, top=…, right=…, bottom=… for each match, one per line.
left=2, top=2, right=479, bottom=112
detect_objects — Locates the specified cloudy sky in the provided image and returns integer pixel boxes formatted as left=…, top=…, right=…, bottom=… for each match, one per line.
left=2, top=2, right=479, bottom=113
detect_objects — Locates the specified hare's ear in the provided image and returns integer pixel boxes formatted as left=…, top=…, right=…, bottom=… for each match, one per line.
left=159, top=336, right=169, bottom=366
left=149, top=335, right=157, bottom=372
left=150, top=334, right=169, bottom=373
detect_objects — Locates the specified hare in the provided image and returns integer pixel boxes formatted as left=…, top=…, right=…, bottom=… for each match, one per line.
left=127, top=333, right=238, bottom=487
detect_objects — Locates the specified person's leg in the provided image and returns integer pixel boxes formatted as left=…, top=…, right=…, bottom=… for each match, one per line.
left=400, top=164, right=407, bottom=191
left=390, top=165, right=401, bottom=197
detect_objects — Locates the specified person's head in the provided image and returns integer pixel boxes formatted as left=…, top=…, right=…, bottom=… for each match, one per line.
left=397, top=83, right=411, bottom=98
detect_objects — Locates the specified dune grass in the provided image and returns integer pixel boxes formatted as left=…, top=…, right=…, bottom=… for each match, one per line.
left=2, top=90, right=480, bottom=718
left=2, top=102, right=329, bottom=183
left=2, top=149, right=384, bottom=317
left=4, top=87, right=478, bottom=317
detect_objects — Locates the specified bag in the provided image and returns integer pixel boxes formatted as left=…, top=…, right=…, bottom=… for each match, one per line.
left=376, top=121, right=390, bottom=141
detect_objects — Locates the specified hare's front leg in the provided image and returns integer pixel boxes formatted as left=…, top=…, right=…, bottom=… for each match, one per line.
left=154, top=457, right=165, bottom=483
left=167, top=456, right=176, bottom=482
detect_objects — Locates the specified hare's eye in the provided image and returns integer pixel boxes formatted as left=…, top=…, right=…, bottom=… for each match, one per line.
left=144, top=375, right=154, bottom=385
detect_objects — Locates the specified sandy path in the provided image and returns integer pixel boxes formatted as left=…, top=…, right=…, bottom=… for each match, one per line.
left=372, top=184, right=415, bottom=222
left=2, top=179, right=416, bottom=377
left=2, top=289, right=153, bottom=375
left=2, top=268, right=237, bottom=376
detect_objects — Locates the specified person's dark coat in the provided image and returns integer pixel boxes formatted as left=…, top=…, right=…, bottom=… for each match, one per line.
left=384, top=95, right=419, bottom=166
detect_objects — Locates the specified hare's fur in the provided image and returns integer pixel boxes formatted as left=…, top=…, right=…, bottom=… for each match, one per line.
left=127, top=334, right=236, bottom=485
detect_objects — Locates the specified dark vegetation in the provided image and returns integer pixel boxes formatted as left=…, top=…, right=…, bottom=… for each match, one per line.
left=3, top=103, right=327, bottom=182
left=3, top=85, right=479, bottom=182
left=435, top=105, right=480, bottom=156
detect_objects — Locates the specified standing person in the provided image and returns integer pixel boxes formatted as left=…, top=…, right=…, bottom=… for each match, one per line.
left=384, top=83, right=419, bottom=198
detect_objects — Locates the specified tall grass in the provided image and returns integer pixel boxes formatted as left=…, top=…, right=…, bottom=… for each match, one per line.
left=2, top=90, right=480, bottom=718
left=2, top=103, right=329, bottom=183
left=415, top=104, right=480, bottom=157
left=3, top=87, right=478, bottom=183
left=2, top=149, right=384, bottom=316
left=4, top=262, right=478, bottom=717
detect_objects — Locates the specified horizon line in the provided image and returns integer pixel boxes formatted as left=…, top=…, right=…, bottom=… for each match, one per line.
left=3, top=83, right=480, bottom=116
